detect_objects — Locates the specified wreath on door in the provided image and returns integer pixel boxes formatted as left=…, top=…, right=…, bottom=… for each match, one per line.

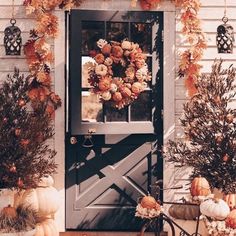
left=86, top=39, right=151, bottom=109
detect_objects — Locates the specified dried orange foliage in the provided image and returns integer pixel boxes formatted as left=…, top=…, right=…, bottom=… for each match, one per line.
left=139, top=0, right=162, bottom=10
left=138, top=0, right=206, bottom=97
left=23, top=0, right=84, bottom=116
left=175, top=0, right=207, bottom=96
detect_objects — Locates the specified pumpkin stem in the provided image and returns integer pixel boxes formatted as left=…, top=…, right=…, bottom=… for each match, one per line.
left=214, top=198, right=220, bottom=203
left=181, top=197, right=187, bottom=203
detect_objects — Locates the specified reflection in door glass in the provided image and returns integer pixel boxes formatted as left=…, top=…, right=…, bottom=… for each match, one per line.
left=106, top=22, right=128, bottom=42
left=82, top=92, right=103, bottom=122
left=131, top=23, right=152, bottom=54
left=131, top=92, right=152, bottom=121
left=105, top=105, right=127, bottom=122
left=82, top=21, right=104, bottom=54
left=82, top=56, right=96, bottom=88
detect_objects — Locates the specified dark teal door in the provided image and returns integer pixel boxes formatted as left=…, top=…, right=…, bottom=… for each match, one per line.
left=66, top=10, right=163, bottom=231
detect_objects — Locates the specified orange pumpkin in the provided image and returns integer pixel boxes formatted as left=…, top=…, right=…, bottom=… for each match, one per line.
left=1, top=205, right=17, bottom=218
left=131, top=82, right=142, bottom=94
left=101, top=44, right=111, bottom=56
left=224, top=193, right=236, bottom=210
left=111, top=45, right=123, bottom=58
left=190, top=176, right=211, bottom=197
left=140, top=195, right=157, bottom=209
left=121, top=87, right=132, bottom=98
left=225, top=209, right=236, bottom=229
left=98, top=78, right=111, bottom=91
left=101, top=91, right=112, bottom=101
left=112, top=92, right=123, bottom=102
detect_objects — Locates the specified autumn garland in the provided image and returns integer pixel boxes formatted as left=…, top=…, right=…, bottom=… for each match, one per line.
left=175, top=0, right=207, bottom=96
left=137, top=0, right=207, bottom=96
left=23, top=0, right=206, bottom=111
left=22, top=0, right=78, bottom=116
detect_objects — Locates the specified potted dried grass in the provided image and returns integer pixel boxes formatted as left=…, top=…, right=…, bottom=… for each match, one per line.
left=0, top=204, right=37, bottom=236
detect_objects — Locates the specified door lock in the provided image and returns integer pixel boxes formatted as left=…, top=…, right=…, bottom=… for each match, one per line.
left=70, top=136, right=77, bottom=145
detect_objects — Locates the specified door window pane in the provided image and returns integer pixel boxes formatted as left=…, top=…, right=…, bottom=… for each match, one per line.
left=82, top=91, right=103, bottom=122
left=131, top=23, right=152, bottom=54
left=82, top=56, right=96, bottom=88
left=82, top=21, right=104, bottom=55
left=105, top=105, right=127, bottom=122
left=106, top=22, right=129, bottom=42
left=131, top=92, right=152, bottom=121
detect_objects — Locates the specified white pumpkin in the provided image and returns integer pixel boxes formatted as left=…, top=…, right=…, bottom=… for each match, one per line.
left=34, top=219, right=59, bottom=236
left=14, top=186, right=60, bottom=217
left=38, top=175, right=54, bottom=187
left=200, top=198, right=230, bottom=220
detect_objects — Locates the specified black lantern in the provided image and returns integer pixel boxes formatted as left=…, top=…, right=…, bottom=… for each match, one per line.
left=216, top=17, right=234, bottom=53
left=4, top=18, right=22, bottom=56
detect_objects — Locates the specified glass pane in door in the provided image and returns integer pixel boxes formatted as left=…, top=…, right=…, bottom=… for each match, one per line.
left=82, top=21, right=105, bottom=54
left=131, top=23, right=152, bottom=54
left=105, top=105, right=127, bottom=122
left=131, top=92, right=152, bottom=121
left=106, top=22, right=129, bottom=42
left=82, top=92, right=103, bottom=122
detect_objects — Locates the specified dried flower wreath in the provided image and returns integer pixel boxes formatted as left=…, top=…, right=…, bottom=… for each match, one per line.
left=23, top=0, right=206, bottom=111
left=87, top=39, right=151, bottom=109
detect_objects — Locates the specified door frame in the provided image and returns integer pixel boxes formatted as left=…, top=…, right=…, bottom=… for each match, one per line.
left=53, top=3, right=176, bottom=232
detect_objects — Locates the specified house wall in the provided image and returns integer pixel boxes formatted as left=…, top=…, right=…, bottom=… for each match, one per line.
left=0, top=0, right=236, bottom=232
left=171, top=0, right=236, bottom=201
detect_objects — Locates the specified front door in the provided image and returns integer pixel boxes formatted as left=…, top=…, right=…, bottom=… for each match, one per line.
left=66, top=10, right=163, bottom=231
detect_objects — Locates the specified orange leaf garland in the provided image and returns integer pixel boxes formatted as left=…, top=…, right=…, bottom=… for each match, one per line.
left=34, top=38, right=54, bottom=62
left=175, top=0, right=206, bottom=96
left=28, top=87, right=50, bottom=102
left=140, top=0, right=161, bottom=10
left=50, top=92, right=62, bottom=106
left=24, top=0, right=62, bottom=112
left=36, top=72, right=52, bottom=86
left=46, top=104, right=55, bottom=119
left=185, top=75, right=198, bottom=97
left=36, top=13, right=59, bottom=37
left=24, top=40, right=39, bottom=64
left=139, top=0, right=206, bottom=96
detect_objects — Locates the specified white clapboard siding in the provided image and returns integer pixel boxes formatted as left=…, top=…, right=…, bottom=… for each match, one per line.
left=0, top=18, right=35, bottom=32
left=0, top=0, right=24, bottom=5
left=0, top=6, right=34, bottom=19
left=201, top=0, right=236, bottom=7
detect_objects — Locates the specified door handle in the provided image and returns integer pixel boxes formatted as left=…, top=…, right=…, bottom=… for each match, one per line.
left=70, top=136, right=77, bottom=145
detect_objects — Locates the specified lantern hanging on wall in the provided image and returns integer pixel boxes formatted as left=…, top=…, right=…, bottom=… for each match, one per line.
left=3, top=0, right=22, bottom=56
left=216, top=0, right=234, bottom=53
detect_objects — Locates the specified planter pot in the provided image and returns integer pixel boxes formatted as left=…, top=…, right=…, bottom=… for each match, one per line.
left=0, top=229, right=36, bottom=236
left=0, top=189, right=15, bottom=211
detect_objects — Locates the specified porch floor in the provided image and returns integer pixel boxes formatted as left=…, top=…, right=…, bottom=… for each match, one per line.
left=60, top=232, right=167, bottom=236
